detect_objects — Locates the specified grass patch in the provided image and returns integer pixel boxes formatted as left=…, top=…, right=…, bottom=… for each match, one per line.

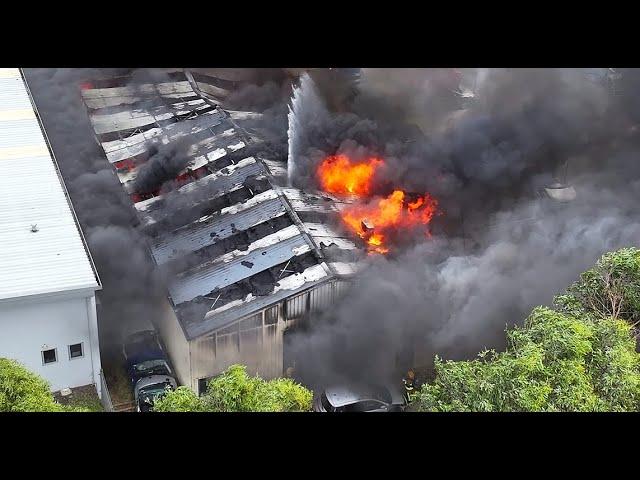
left=102, top=352, right=134, bottom=406
left=54, top=385, right=104, bottom=412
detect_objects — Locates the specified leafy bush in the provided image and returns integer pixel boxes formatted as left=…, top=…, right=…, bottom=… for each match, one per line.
left=153, top=365, right=313, bottom=412
left=0, top=358, right=64, bottom=412
left=153, top=386, right=205, bottom=412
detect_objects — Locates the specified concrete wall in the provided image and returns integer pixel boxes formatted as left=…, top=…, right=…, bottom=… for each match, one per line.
left=0, top=292, right=101, bottom=393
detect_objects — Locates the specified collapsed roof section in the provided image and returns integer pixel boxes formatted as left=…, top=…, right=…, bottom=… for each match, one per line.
left=81, top=70, right=364, bottom=340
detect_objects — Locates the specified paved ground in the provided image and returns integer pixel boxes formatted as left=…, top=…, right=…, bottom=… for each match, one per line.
left=53, top=384, right=104, bottom=412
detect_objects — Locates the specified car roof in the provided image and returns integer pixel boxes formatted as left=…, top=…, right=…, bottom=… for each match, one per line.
left=124, top=331, right=164, bottom=360
left=134, top=375, right=176, bottom=394
left=323, top=384, right=393, bottom=407
left=125, top=329, right=157, bottom=343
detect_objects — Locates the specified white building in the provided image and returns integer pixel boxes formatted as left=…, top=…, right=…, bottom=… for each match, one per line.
left=0, top=68, right=103, bottom=397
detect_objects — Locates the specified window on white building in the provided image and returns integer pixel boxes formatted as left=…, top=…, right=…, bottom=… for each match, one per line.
left=42, top=348, right=57, bottom=365
left=69, top=343, right=83, bottom=359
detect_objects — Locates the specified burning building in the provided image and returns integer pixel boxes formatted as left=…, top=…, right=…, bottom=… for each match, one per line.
left=25, top=67, right=632, bottom=393
left=78, top=69, right=366, bottom=392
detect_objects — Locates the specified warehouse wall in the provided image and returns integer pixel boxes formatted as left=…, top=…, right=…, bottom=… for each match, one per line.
left=189, top=280, right=350, bottom=393
left=190, top=306, right=286, bottom=393
left=153, top=297, right=191, bottom=387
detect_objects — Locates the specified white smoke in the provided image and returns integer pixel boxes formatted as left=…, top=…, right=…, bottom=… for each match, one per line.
left=287, top=73, right=330, bottom=186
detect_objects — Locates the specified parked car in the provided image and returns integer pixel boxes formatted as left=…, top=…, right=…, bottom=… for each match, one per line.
left=122, top=329, right=174, bottom=387
left=313, top=384, right=407, bottom=412
left=134, top=375, right=177, bottom=412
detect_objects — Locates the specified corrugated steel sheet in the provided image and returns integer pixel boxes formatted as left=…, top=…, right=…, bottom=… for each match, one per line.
left=261, top=159, right=287, bottom=178
left=91, top=108, right=173, bottom=135
left=281, top=187, right=353, bottom=214
left=0, top=69, right=99, bottom=301
left=168, top=157, right=262, bottom=200
left=302, top=222, right=358, bottom=249
left=151, top=190, right=286, bottom=265
left=101, top=110, right=225, bottom=164
left=82, top=81, right=194, bottom=100
left=169, top=226, right=310, bottom=304
left=187, top=264, right=331, bottom=338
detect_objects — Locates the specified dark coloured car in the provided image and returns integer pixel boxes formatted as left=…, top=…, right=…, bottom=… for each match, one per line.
left=122, top=330, right=174, bottom=388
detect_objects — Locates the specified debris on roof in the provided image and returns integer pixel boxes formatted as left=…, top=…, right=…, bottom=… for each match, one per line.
left=81, top=70, right=361, bottom=339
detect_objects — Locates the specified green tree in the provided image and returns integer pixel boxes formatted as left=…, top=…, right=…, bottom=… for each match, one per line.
left=555, top=247, right=640, bottom=323
left=0, top=358, right=64, bottom=412
left=0, top=358, right=93, bottom=412
left=415, top=248, right=640, bottom=412
left=153, top=365, right=313, bottom=412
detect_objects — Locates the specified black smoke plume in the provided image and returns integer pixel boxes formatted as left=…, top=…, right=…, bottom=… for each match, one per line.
left=23, top=68, right=168, bottom=348
left=284, top=68, right=640, bottom=388
left=133, top=139, right=192, bottom=194
left=23, top=68, right=640, bottom=393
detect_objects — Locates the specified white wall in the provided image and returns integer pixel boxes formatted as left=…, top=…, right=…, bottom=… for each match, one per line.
left=0, top=292, right=100, bottom=393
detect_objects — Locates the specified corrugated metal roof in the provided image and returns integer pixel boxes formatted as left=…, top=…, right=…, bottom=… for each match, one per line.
left=91, top=108, right=172, bottom=135
left=81, top=81, right=195, bottom=100
left=151, top=190, right=286, bottom=265
left=0, top=69, right=99, bottom=301
left=281, top=187, right=353, bottom=214
left=169, top=226, right=310, bottom=304
left=80, top=71, right=360, bottom=339
left=118, top=128, right=247, bottom=189
left=187, top=263, right=331, bottom=338
left=101, top=110, right=225, bottom=163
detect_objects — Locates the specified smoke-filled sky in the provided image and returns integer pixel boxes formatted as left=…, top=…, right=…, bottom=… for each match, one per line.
left=23, top=68, right=640, bottom=388
left=284, top=68, right=640, bottom=387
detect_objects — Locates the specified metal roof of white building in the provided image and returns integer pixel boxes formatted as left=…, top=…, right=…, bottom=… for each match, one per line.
left=0, top=68, right=100, bottom=301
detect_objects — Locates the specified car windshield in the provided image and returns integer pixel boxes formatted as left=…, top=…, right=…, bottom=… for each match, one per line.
left=342, top=400, right=387, bottom=412
left=133, top=359, right=169, bottom=374
left=370, top=386, right=392, bottom=404
left=139, top=383, right=172, bottom=406
left=141, top=385, right=169, bottom=398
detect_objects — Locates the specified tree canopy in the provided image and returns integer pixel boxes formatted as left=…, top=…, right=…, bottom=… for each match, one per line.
left=0, top=358, right=66, bottom=412
left=415, top=247, right=640, bottom=412
left=0, top=358, right=94, bottom=412
left=153, top=364, right=313, bottom=412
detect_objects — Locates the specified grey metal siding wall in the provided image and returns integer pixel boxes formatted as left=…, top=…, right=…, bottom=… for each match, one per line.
left=153, top=298, right=191, bottom=387
left=188, top=279, right=351, bottom=388
left=191, top=309, right=284, bottom=387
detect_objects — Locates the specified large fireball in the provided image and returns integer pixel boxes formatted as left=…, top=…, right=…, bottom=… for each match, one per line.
left=317, top=154, right=382, bottom=196
left=316, top=155, right=438, bottom=254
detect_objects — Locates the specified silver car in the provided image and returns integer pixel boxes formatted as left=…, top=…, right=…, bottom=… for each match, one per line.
left=134, top=375, right=177, bottom=412
left=313, top=384, right=407, bottom=412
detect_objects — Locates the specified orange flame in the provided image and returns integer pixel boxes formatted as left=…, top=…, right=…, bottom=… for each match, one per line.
left=317, top=154, right=383, bottom=196
left=342, top=190, right=438, bottom=254
left=316, top=154, right=438, bottom=254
